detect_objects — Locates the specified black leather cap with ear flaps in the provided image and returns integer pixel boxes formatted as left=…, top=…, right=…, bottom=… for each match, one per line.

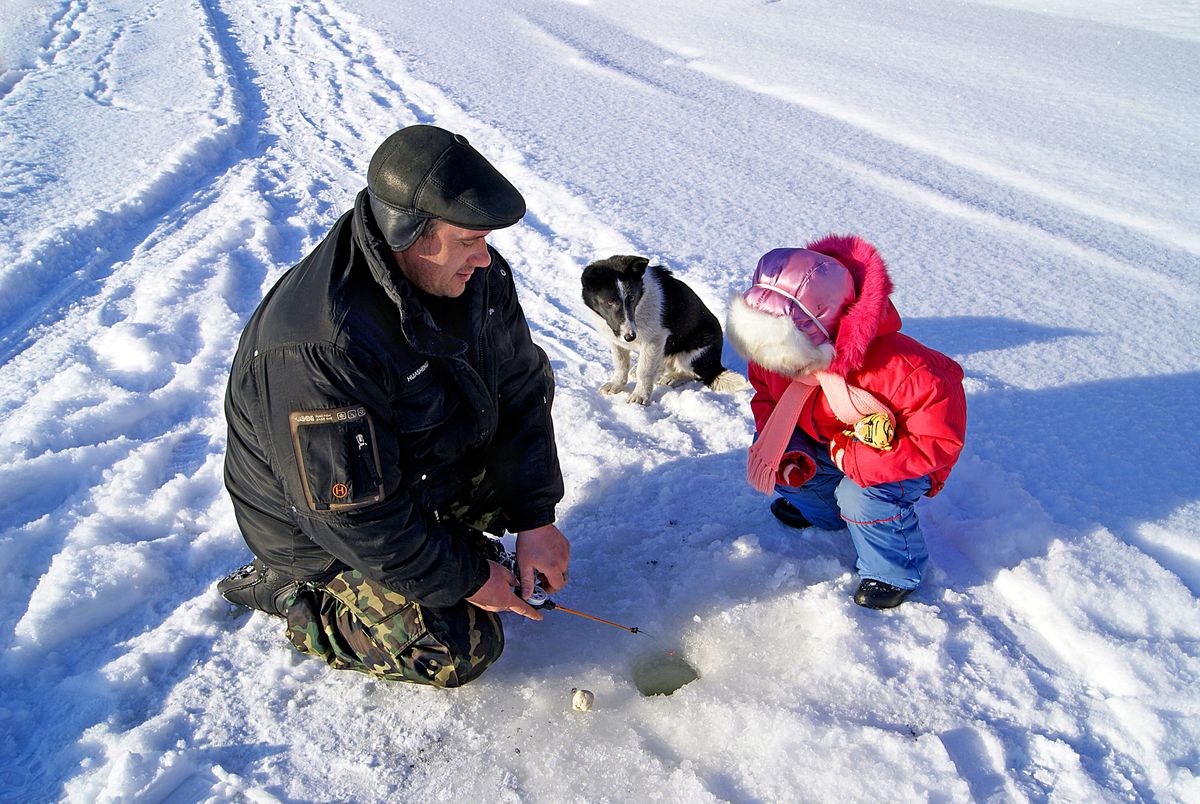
left=366, top=125, right=526, bottom=251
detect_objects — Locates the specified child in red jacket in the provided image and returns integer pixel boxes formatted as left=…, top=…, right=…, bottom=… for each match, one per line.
left=726, top=235, right=967, bottom=608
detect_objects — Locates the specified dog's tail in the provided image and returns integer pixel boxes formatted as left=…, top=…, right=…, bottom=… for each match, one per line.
left=707, top=369, right=751, bottom=393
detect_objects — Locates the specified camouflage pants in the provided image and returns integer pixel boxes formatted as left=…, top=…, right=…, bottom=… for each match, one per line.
left=282, top=468, right=507, bottom=687
left=283, top=569, right=503, bottom=687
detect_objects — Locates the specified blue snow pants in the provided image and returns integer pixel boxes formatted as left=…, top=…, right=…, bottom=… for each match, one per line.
left=775, top=431, right=932, bottom=589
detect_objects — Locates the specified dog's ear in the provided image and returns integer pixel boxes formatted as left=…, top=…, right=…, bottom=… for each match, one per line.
left=623, top=256, right=649, bottom=277
left=583, top=258, right=616, bottom=278
left=582, top=262, right=609, bottom=282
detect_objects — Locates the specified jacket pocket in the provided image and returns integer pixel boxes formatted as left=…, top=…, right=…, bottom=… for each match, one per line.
left=289, top=405, right=384, bottom=512
left=392, top=363, right=459, bottom=433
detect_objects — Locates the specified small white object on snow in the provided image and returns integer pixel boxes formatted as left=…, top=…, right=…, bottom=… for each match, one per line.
left=571, top=688, right=595, bottom=712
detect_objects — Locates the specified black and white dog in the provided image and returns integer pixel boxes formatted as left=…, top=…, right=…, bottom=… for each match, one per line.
left=581, top=255, right=749, bottom=405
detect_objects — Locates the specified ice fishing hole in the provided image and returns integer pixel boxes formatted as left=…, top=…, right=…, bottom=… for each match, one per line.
left=633, top=649, right=699, bottom=696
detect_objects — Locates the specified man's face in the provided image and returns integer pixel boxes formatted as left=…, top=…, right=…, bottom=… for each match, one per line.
left=394, top=221, right=494, bottom=298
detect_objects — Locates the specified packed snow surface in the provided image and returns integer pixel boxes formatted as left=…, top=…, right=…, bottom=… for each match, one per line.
left=1, top=1, right=1198, bottom=801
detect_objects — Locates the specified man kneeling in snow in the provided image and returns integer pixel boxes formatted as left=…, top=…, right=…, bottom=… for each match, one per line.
left=218, top=125, right=570, bottom=687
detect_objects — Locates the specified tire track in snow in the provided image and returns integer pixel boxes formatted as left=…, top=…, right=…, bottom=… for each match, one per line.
left=513, top=13, right=675, bottom=98
left=0, top=0, right=86, bottom=102
left=0, top=0, right=235, bottom=649
left=1, top=0, right=381, bottom=649
left=0, top=0, right=247, bottom=363
left=80, top=4, right=170, bottom=111
left=823, top=153, right=1198, bottom=306
left=683, top=58, right=1200, bottom=262
left=0, top=17, right=309, bottom=804
left=0, top=0, right=360, bottom=794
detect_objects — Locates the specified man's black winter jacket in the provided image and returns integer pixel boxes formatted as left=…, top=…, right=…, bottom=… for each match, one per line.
left=223, top=191, right=563, bottom=607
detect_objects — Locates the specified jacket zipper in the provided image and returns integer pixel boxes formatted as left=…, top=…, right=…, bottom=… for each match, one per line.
left=355, top=430, right=382, bottom=493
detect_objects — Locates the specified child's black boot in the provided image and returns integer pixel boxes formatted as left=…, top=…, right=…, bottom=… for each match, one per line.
left=853, top=579, right=913, bottom=609
left=770, top=498, right=812, bottom=530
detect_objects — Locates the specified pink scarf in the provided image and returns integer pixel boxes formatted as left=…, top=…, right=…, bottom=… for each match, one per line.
left=746, top=371, right=894, bottom=494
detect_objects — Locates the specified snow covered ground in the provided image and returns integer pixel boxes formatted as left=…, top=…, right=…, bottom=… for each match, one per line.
left=2, top=0, right=1198, bottom=800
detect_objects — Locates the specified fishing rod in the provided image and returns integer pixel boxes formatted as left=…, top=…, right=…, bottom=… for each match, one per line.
left=539, top=599, right=645, bottom=634
left=527, top=586, right=646, bottom=635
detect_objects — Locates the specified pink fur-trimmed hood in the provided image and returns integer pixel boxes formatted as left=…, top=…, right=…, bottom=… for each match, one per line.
left=726, top=235, right=901, bottom=379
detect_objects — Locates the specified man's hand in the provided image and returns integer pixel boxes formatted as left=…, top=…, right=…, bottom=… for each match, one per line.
left=466, top=561, right=543, bottom=621
left=515, top=523, right=570, bottom=599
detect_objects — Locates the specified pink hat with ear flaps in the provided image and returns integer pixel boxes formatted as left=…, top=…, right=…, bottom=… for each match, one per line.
left=742, top=249, right=856, bottom=345
left=727, top=235, right=895, bottom=380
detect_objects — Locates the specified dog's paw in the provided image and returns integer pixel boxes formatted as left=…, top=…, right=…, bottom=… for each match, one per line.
left=659, top=373, right=693, bottom=387
left=627, top=388, right=652, bottom=405
left=599, top=381, right=626, bottom=395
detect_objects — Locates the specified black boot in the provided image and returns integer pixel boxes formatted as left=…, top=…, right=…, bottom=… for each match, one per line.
left=853, top=579, right=914, bottom=609
left=217, top=559, right=299, bottom=617
left=770, top=498, right=812, bottom=530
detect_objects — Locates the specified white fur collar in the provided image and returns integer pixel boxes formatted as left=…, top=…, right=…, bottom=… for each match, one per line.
left=725, top=295, right=833, bottom=377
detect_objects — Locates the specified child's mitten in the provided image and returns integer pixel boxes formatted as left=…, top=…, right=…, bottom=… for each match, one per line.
left=776, top=451, right=816, bottom=488
left=829, top=431, right=852, bottom=472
